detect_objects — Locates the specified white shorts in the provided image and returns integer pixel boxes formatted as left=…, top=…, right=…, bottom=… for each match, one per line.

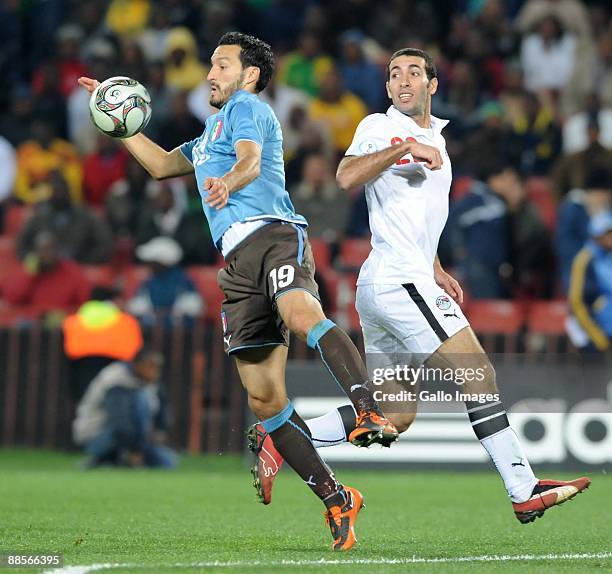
left=355, top=280, right=470, bottom=367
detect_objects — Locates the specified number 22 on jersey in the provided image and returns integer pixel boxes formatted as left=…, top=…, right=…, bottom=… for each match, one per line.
left=391, top=136, right=418, bottom=166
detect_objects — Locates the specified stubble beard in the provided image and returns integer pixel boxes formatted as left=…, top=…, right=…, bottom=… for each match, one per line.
left=209, top=74, right=245, bottom=109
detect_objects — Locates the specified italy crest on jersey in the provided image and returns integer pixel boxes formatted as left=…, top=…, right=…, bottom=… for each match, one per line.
left=211, top=119, right=223, bottom=141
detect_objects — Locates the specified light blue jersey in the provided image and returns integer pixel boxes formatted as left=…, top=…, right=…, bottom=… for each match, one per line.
left=179, top=90, right=306, bottom=247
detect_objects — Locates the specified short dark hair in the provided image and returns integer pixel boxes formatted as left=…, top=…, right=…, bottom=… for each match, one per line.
left=386, top=48, right=437, bottom=82
left=218, top=32, right=275, bottom=93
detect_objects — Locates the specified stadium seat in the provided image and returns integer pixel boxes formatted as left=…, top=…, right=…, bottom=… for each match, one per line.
left=0, top=238, right=19, bottom=295
left=466, top=300, right=526, bottom=353
left=339, top=239, right=371, bottom=270
left=0, top=301, right=41, bottom=326
left=187, top=266, right=225, bottom=322
left=526, top=177, right=557, bottom=231
left=466, top=300, right=525, bottom=334
left=317, top=268, right=340, bottom=315
left=82, top=265, right=116, bottom=289
left=2, top=205, right=32, bottom=237
left=526, top=300, right=567, bottom=335
left=308, top=238, right=332, bottom=271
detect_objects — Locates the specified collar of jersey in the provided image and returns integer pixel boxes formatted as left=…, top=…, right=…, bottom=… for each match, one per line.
left=220, top=89, right=253, bottom=110
left=386, top=105, right=449, bottom=134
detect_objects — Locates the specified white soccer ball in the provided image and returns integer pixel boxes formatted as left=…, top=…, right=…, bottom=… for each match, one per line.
left=89, top=76, right=152, bottom=138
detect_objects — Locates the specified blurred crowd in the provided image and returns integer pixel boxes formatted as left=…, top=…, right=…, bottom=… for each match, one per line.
left=0, top=0, right=610, bottom=350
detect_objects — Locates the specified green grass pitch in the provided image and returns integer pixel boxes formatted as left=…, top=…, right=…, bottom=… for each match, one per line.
left=0, top=450, right=610, bottom=573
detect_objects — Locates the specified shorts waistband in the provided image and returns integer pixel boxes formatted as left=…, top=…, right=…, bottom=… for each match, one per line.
left=223, top=221, right=285, bottom=264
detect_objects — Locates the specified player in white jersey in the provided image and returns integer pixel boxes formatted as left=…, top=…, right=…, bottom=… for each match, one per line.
left=249, top=48, right=590, bottom=526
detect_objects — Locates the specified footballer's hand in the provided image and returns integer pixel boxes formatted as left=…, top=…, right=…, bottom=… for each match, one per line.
left=434, top=267, right=464, bottom=305
left=204, top=177, right=230, bottom=210
left=77, top=76, right=100, bottom=94
left=407, top=141, right=443, bottom=170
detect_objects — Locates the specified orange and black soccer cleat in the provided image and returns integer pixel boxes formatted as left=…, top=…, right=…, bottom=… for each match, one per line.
left=324, top=486, right=365, bottom=551
left=348, top=410, right=399, bottom=448
left=246, top=423, right=284, bottom=505
left=512, top=477, right=591, bottom=523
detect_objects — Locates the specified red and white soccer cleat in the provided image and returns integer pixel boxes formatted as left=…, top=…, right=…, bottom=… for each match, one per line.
left=512, top=477, right=591, bottom=523
left=246, top=423, right=284, bottom=505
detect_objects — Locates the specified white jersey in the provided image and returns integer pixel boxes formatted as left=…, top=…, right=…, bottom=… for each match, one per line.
left=345, top=106, right=452, bottom=286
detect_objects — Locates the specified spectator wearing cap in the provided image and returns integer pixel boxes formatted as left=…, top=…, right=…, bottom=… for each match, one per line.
left=135, top=183, right=216, bottom=265
left=556, top=168, right=611, bottom=292
left=4, top=231, right=91, bottom=320
left=567, top=211, right=612, bottom=352
left=127, top=237, right=204, bottom=324
left=73, top=348, right=177, bottom=469
left=338, top=30, right=386, bottom=113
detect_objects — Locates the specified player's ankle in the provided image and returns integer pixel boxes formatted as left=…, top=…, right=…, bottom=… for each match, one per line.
left=323, top=486, right=348, bottom=510
left=509, top=478, right=540, bottom=503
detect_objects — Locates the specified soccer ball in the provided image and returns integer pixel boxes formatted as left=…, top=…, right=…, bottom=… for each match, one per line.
left=89, top=76, right=152, bottom=138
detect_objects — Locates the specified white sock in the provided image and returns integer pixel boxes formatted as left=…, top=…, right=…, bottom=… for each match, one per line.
left=306, top=405, right=355, bottom=448
left=480, top=427, right=538, bottom=503
left=467, top=400, right=538, bottom=502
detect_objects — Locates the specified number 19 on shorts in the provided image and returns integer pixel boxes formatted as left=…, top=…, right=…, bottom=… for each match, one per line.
left=269, top=265, right=295, bottom=294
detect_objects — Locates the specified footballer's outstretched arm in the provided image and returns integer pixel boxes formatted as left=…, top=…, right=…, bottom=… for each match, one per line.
left=77, top=76, right=193, bottom=180
left=336, top=140, right=443, bottom=191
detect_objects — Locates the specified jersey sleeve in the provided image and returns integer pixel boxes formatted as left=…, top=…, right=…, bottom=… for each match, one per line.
left=179, top=135, right=200, bottom=164
left=228, top=100, right=265, bottom=148
left=345, top=114, right=388, bottom=157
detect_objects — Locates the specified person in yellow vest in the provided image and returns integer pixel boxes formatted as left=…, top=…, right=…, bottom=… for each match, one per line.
left=63, top=287, right=143, bottom=400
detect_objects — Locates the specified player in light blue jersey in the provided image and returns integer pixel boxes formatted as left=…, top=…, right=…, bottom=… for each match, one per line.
left=78, top=32, right=398, bottom=551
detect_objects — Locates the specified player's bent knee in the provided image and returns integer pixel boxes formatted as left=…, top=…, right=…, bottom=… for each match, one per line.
left=284, top=310, right=322, bottom=341
left=248, top=395, right=288, bottom=421
left=387, top=412, right=416, bottom=434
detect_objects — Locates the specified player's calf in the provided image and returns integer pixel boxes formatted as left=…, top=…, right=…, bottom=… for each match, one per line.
left=277, top=293, right=399, bottom=448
